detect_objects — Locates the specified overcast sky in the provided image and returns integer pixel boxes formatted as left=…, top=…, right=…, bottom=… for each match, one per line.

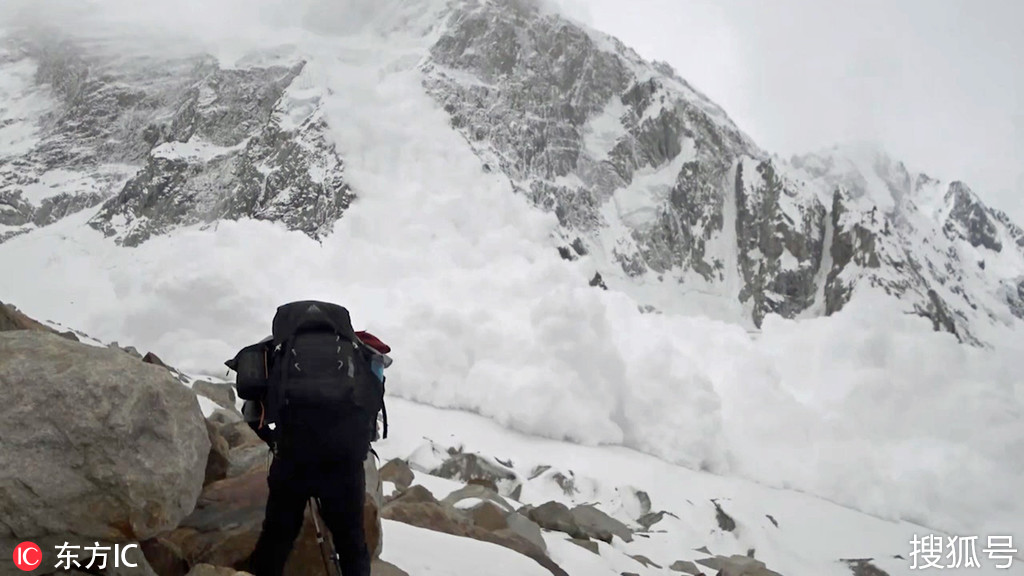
left=555, top=0, right=1024, bottom=222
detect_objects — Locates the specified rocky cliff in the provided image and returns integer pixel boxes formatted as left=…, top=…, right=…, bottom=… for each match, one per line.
left=1, top=0, right=1022, bottom=342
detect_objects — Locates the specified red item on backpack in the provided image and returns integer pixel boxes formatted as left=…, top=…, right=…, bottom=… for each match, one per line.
left=356, top=331, right=391, bottom=354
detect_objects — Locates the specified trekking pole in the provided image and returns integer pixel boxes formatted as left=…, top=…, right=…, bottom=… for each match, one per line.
left=309, top=497, right=334, bottom=576
left=309, top=497, right=343, bottom=576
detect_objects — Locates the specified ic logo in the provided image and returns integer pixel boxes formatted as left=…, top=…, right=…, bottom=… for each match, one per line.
left=13, top=542, right=41, bottom=571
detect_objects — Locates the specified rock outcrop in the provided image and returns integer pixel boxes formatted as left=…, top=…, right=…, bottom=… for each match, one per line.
left=0, top=331, right=210, bottom=543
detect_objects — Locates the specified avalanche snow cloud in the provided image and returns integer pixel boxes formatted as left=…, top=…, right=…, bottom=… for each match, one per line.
left=1, top=0, right=1022, bottom=544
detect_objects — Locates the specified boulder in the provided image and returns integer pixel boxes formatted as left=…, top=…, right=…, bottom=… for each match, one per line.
left=430, top=451, right=523, bottom=500
left=193, top=381, right=238, bottom=413
left=695, top=555, right=783, bottom=576
left=616, top=486, right=652, bottom=518
left=529, top=467, right=578, bottom=497
left=0, top=331, right=210, bottom=542
left=141, top=536, right=189, bottom=576
left=381, top=486, right=466, bottom=535
left=468, top=501, right=508, bottom=531
left=365, top=455, right=384, bottom=560
left=841, top=558, right=891, bottom=576
left=466, top=476, right=500, bottom=493
left=569, top=538, right=600, bottom=555
left=142, top=352, right=171, bottom=369
left=185, top=564, right=251, bottom=576
left=154, top=453, right=382, bottom=573
left=505, top=509, right=547, bottom=554
left=0, top=301, right=52, bottom=332
left=209, top=409, right=243, bottom=427
left=382, top=486, right=565, bottom=576
left=442, top=483, right=514, bottom=512
left=638, top=510, right=669, bottom=530
left=521, top=502, right=588, bottom=540
left=379, top=459, right=415, bottom=492
left=219, top=421, right=263, bottom=450
left=204, top=421, right=231, bottom=487
left=712, top=500, right=737, bottom=532
left=371, top=560, right=409, bottom=576
left=669, top=559, right=702, bottom=574
left=630, top=554, right=661, bottom=568
left=227, top=446, right=271, bottom=479
left=571, top=504, right=633, bottom=543
left=442, top=482, right=546, bottom=552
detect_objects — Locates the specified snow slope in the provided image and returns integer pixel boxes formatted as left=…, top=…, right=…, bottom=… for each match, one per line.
left=377, top=396, right=1024, bottom=575
left=0, top=0, right=1021, bottom=569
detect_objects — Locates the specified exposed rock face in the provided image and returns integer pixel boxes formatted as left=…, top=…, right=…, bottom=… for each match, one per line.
left=945, top=181, right=1002, bottom=252
left=420, top=0, right=1024, bottom=341
left=0, top=331, right=210, bottom=542
left=3, top=1, right=1024, bottom=343
left=735, top=159, right=827, bottom=325
left=0, top=37, right=354, bottom=247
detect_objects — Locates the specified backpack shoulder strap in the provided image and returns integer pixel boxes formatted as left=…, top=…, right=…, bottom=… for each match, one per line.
left=380, top=375, right=388, bottom=440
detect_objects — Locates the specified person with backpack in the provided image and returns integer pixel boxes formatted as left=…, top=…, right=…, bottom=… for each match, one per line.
left=226, top=301, right=391, bottom=576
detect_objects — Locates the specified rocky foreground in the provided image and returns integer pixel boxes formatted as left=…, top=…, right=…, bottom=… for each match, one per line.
left=0, top=300, right=903, bottom=576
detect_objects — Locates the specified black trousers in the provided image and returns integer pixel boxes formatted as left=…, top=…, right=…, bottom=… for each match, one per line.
left=250, top=455, right=370, bottom=576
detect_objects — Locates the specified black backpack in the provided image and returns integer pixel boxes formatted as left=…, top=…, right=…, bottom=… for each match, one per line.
left=227, top=301, right=386, bottom=461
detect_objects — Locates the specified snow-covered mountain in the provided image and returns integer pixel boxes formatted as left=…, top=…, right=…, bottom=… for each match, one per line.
left=0, top=0, right=1021, bottom=573
left=3, top=0, right=1023, bottom=343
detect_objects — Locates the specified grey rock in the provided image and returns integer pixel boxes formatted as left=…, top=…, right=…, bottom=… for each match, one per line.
left=530, top=466, right=578, bottom=496
left=568, top=538, right=599, bottom=555
left=505, top=508, right=547, bottom=554
left=208, top=408, right=243, bottom=427
left=192, top=380, right=238, bottom=413
left=380, top=459, right=416, bottom=492
left=842, top=558, right=891, bottom=576
left=467, top=500, right=509, bottom=531
left=366, top=453, right=384, bottom=560
left=442, top=483, right=514, bottom=512
left=630, top=554, right=661, bottom=568
left=218, top=420, right=263, bottom=450
left=521, top=501, right=588, bottom=540
left=203, top=420, right=231, bottom=487
left=0, top=331, right=209, bottom=541
left=669, top=559, right=702, bottom=574
left=430, top=450, right=522, bottom=500
left=696, top=555, right=783, bottom=576
left=226, top=445, right=271, bottom=478
left=712, top=499, right=736, bottom=532
left=570, top=504, right=633, bottom=543
left=634, top=506, right=675, bottom=528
